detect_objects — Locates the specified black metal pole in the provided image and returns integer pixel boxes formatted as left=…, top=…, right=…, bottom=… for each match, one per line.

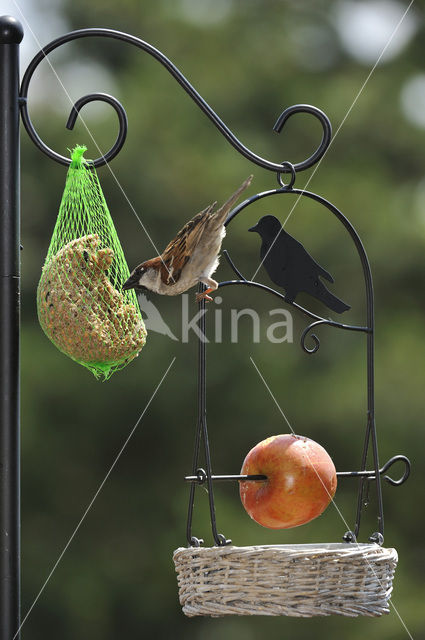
left=0, top=15, right=23, bottom=640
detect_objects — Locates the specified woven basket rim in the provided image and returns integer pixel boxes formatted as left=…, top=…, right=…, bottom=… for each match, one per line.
left=175, top=542, right=392, bottom=553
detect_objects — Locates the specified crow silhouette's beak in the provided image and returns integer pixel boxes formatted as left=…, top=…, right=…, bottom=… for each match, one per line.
left=248, top=224, right=258, bottom=233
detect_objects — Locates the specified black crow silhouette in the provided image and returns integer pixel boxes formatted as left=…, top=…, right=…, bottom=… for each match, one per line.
left=249, top=215, right=350, bottom=314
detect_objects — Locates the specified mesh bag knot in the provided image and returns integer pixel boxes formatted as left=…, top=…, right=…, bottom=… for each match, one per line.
left=37, top=145, right=147, bottom=379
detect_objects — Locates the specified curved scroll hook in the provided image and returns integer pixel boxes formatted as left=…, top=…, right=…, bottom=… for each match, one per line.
left=300, top=318, right=370, bottom=354
left=20, top=90, right=127, bottom=167
left=20, top=27, right=332, bottom=172
left=64, top=93, right=128, bottom=167
left=301, top=320, right=330, bottom=354
left=273, top=105, right=332, bottom=173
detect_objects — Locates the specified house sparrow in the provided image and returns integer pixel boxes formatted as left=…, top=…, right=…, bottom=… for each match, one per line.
left=123, top=175, right=253, bottom=302
left=249, top=215, right=350, bottom=313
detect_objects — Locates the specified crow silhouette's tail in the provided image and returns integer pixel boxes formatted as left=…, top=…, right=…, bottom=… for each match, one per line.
left=312, top=280, right=350, bottom=314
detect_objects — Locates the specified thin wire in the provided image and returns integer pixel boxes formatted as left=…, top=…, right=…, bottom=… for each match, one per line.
left=13, top=356, right=176, bottom=639
left=12, top=0, right=176, bottom=280
left=250, top=356, right=413, bottom=640
left=251, top=0, right=415, bottom=282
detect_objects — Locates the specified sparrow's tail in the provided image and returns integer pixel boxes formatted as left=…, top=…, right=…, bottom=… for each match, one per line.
left=312, top=280, right=350, bottom=314
left=211, top=175, right=253, bottom=227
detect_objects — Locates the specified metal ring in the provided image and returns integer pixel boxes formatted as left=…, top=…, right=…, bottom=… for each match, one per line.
left=276, top=161, right=296, bottom=189
left=216, top=533, right=231, bottom=546
left=189, top=536, right=204, bottom=547
left=343, top=531, right=357, bottom=543
left=195, top=468, right=207, bottom=484
left=369, top=532, right=384, bottom=546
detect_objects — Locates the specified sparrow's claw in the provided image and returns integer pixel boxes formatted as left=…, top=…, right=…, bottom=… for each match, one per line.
left=196, top=291, right=213, bottom=303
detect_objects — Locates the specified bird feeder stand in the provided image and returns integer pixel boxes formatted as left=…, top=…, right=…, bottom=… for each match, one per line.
left=0, top=15, right=411, bottom=635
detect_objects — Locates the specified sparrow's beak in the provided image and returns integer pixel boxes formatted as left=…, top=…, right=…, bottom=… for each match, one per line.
left=122, top=272, right=140, bottom=291
left=248, top=224, right=258, bottom=233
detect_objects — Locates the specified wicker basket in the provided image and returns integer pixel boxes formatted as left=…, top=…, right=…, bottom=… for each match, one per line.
left=173, top=543, right=397, bottom=617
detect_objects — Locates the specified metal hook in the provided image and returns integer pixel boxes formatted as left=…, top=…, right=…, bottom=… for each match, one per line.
left=273, top=104, right=332, bottom=172
left=19, top=87, right=128, bottom=168
left=65, top=93, right=128, bottom=167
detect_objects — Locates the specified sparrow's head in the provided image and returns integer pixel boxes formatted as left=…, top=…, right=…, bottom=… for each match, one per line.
left=122, top=264, right=150, bottom=292
left=248, top=215, right=282, bottom=239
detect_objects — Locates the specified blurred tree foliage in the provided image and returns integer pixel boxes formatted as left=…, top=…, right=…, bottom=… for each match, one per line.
left=17, top=0, right=425, bottom=638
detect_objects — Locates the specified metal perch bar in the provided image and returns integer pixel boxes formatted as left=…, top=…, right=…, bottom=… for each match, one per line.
left=222, top=248, right=370, bottom=333
left=185, top=456, right=411, bottom=487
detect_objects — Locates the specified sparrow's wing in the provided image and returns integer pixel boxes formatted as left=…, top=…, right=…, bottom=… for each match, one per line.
left=159, top=203, right=216, bottom=285
left=209, top=175, right=253, bottom=229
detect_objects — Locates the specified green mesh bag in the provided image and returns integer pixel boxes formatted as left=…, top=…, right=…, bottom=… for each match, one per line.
left=37, top=145, right=147, bottom=380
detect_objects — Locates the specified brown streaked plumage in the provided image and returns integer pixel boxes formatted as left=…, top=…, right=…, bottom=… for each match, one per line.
left=123, top=175, right=253, bottom=301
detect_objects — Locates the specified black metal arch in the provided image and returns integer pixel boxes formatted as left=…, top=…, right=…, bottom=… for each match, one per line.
left=216, top=183, right=380, bottom=543
left=186, top=180, right=410, bottom=548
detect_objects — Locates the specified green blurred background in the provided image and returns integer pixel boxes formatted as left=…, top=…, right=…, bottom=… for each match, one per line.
left=3, top=0, right=424, bottom=637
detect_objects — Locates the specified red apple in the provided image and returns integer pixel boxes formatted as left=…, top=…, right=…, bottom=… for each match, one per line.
left=239, top=434, right=337, bottom=529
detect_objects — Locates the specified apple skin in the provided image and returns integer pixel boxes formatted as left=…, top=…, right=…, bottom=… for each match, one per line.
left=239, top=434, right=337, bottom=529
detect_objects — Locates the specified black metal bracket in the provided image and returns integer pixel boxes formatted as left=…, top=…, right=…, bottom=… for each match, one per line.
left=19, top=28, right=331, bottom=172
